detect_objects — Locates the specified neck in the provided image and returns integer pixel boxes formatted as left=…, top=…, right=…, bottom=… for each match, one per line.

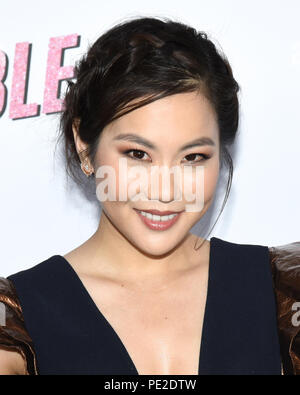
left=70, top=210, right=206, bottom=283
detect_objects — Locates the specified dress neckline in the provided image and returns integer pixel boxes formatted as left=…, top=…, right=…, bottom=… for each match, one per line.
left=54, top=236, right=218, bottom=375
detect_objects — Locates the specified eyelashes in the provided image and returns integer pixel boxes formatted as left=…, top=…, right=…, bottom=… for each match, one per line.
left=122, top=148, right=211, bottom=164
left=183, top=153, right=211, bottom=163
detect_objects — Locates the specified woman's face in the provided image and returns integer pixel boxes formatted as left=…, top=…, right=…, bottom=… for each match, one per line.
left=93, top=91, right=220, bottom=256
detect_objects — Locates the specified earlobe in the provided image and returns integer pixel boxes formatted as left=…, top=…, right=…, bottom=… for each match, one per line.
left=71, top=118, right=94, bottom=177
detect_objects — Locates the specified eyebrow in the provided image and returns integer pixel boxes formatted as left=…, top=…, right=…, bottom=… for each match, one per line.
left=113, top=133, right=216, bottom=152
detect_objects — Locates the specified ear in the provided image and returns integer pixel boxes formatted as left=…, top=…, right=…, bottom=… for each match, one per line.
left=72, top=118, right=89, bottom=157
left=72, top=119, right=94, bottom=177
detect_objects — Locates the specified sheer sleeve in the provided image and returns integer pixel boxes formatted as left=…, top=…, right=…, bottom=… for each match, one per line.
left=0, top=277, right=38, bottom=375
left=269, top=241, right=300, bottom=375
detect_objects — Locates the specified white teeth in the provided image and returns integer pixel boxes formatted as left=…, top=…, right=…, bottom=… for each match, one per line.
left=139, top=211, right=178, bottom=221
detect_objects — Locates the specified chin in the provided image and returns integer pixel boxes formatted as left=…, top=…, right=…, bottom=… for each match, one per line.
left=128, top=232, right=186, bottom=257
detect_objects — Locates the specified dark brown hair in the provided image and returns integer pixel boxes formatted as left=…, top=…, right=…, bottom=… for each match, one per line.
left=57, top=16, right=240, bottom=246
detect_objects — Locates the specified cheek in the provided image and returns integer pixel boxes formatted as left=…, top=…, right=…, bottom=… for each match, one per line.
left=184, top=161, right=219, bottom=202
left=94, top=148, right=120, bottom=193
left=185, top=162, right=219, bottom=224
left=94, top=145, right=148, bottom=203
left=203, top=163, right=219, bottom=200
left=94, top=150, right=143, bottom=211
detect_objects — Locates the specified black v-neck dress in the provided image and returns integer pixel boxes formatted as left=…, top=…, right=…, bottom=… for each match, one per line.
left=7, top=237, right=282, bottom=375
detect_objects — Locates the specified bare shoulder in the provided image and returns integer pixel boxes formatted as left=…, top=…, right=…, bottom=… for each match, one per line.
left=0, top=348, right=26, bottom=375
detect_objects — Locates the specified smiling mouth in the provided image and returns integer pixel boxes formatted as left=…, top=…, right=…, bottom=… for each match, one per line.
left=134, top=208, right=183, bottom=231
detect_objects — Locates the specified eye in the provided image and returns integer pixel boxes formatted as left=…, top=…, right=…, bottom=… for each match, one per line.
left=123, top=149, right=150, bottom=161
left=122, top=149, right=211, bottom=164
left=183, top=153, right=210, bottom=164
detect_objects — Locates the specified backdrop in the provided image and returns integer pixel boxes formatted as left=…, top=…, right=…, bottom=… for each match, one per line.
left=1, top=0, right=299, bottom=276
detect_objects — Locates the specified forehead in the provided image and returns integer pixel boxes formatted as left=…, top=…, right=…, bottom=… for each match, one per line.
left=102, top=91, right=219, bottom=143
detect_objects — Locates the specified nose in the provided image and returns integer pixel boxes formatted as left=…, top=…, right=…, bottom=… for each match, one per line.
left=147, top=165, right=181, bottom=203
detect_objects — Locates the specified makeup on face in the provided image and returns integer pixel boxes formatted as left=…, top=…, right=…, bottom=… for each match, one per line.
left=133, top=208, right=184, bottom=231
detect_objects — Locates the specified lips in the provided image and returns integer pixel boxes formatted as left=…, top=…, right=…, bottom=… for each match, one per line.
left=134, top=208, right=183, bottom=231
left=133, top=209, right=183, bottom=216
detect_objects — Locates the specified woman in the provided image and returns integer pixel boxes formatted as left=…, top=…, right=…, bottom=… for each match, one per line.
left=0, top=16, right=299, bottom=375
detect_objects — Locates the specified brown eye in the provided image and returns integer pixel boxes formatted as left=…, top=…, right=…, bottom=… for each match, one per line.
left=185, top=154, right=199, bottom=161
left=123, top=149, right=149, bottom=161
left=183, top=153, right=210, bottom=163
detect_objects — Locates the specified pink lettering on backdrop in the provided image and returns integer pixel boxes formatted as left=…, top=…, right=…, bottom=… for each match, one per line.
left=43, top=34, right=79, bottom=114
left=9, top=43, right=39, bottom=119
left=0, top=50, right=8, bottom=116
